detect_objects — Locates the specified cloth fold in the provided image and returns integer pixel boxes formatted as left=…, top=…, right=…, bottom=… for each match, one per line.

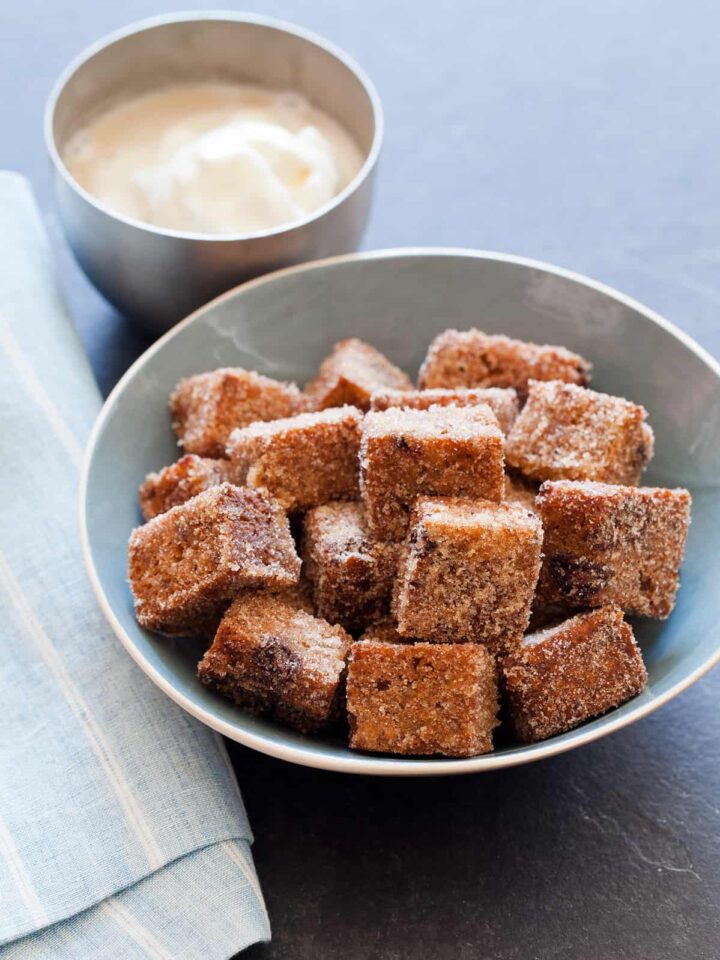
left=0, top=173, right=270, bottom=958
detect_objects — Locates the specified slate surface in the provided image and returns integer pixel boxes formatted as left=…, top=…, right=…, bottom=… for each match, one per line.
left=5, top=1, right=719, bottom=957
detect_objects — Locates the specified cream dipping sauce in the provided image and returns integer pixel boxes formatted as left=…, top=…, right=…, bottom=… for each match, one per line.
left=63, top=82, right=364, bottom=235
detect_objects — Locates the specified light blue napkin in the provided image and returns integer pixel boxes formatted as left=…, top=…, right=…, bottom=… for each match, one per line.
left=0, top=173, right=270, bottom=959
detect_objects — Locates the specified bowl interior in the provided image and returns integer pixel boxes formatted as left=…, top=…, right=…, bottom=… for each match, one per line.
left=83, top=250, right=720, bottom=774
left=51, top=14, right=377, bottom=164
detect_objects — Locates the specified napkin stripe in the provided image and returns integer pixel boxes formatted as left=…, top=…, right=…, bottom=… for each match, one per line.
left=99, top=900, right=175, bottom=960
left=0, top=814, right=48, bottom=928
left=0, top=321, right=84, bottom=468
left=222, top=841, right=269, bottom=923
left=0, top=551, right=165, bottom=871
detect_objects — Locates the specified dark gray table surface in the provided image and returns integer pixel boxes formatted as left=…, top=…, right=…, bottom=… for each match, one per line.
left=5, top=1, right=720, bottom=957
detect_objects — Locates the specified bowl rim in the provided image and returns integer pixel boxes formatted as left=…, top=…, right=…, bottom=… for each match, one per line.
left=80, top=247, right=720, bottom=776
left=44, top=10, right=384, bottom=243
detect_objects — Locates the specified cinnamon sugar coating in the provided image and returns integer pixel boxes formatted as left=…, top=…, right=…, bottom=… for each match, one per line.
left=139, top=454, right=243, bottom=520
left=275, top=576, right=316, bottom=615
left=506, top=380, right=654, bottom=485
left=198, top=592, right=352, bottom=733
left=227, top=406, right=362, bottom=511
left=501, top=606, right=648, bottom=742
left=393, top=497, right=543, bottom=655
left=197, top=575, right=313, bottom=634
left=347, top=627, right=499, bottom=756
left=359, top=404, right=505, bottom=541
left=418, top=329, right=590, bottom=395
left=128, top=483, right=300, bottom=635
left=170, top=368, right=301, bottom=458
left=304, top=338, right=412, bottom=411
left=370, top=386, right=520, bottom=434
left=537, top=480, right=691, bottom=618
left=302, top=502, right=401, bottom=632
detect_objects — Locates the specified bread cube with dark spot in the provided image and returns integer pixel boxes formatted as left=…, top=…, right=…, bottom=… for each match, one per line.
left=359, top=404, right=504, bottom=541
left=347, top=624, right=499, bottom=756
left=128, top=484, right=300, bottom=635
left=501, top=606, right=647, bottom=742
left=170, top=368, right=301, bottom=458
left=302, top=501, right=401, bottom=632
left=227, top=406, right=363, bottom=511
left=393, top=497, right=542, bottom=656
left=198, top=592, right=352, bottom=733
left=537, top=480, right=691, bottom=617
left=304, top=338, right=412, bottom=411
left=418, top=329, right=590, bottom=396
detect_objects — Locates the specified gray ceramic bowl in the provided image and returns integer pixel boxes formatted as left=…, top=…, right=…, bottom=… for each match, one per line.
left=46, top=12, right=382, bottom=336
left=81, top=249, right=720, bottom=776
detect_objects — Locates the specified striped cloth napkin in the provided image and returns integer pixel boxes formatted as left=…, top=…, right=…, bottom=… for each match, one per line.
left=0, top=173, right=270, bottom=959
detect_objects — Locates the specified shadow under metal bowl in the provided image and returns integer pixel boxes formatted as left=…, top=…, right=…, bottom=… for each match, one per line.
left=45, top=12, right=383, bottom=336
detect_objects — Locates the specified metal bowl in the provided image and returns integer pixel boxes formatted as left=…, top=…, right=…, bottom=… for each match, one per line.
left=45, top=12, right=383, bottom=336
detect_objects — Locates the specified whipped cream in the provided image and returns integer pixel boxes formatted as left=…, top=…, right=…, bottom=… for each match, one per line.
left=63, top=83, right=364, bottom=235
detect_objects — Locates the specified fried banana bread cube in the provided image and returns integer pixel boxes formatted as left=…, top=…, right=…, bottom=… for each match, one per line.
left=302, top=501, right=401, bottom=632
left=303, top=338, right=412, bottom=411
left=139, top=454, right=244, bottom=520
left=393, top=497, right=543, bottom=655
left=198, top=592, right=352, bottom=733
left=501, top=606, right=648, bottom=742
left=346, top=624, right=499, bottom=757
left=369, top=386, right=520, bottom=434
left=128, top=483, right=300, bottom=635
left=359, top=403, right=504, bottom=540
left=418, top=329, right=590, bottom=395
left=170, top=368, right=301, bottom=458
left=537, top=480, right=691, bottom=618
left=227, top=406, right=363, bottom=511
left=506, top=380, right=654, bottom=485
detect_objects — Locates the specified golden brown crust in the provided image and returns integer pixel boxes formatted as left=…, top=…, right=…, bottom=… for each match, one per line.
left=301, top=501, right=401, bottom=633
left=359, top=403, right=505, bottom=541
left=369, top=386, right=520, bottom=434
left=304, top=338, right=412, bottom=411
left=347, top=634, right=499, bottom=756
left=278, top=577, right=316, bottom=615
left=418, top=329, right=590, bottom=395
left=501, top=606, right=648, bottom=742
left=536, top=480, right=691, bottom=618
left=170, top=367, right=301, bottom=458
left=128, top=484, right=300, bottom=635
left=506, top=380, right=654, bottom=485
left=393, top=496, right=543, bottom=656
left=139, top=454, right=243, bottom=520
left=227, top=406, right=363, bottom=511
left=198, top=592, right=352, bottom=733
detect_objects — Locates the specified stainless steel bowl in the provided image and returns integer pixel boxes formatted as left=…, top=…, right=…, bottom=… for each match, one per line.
left=45, top=12, right=383, bottom=336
